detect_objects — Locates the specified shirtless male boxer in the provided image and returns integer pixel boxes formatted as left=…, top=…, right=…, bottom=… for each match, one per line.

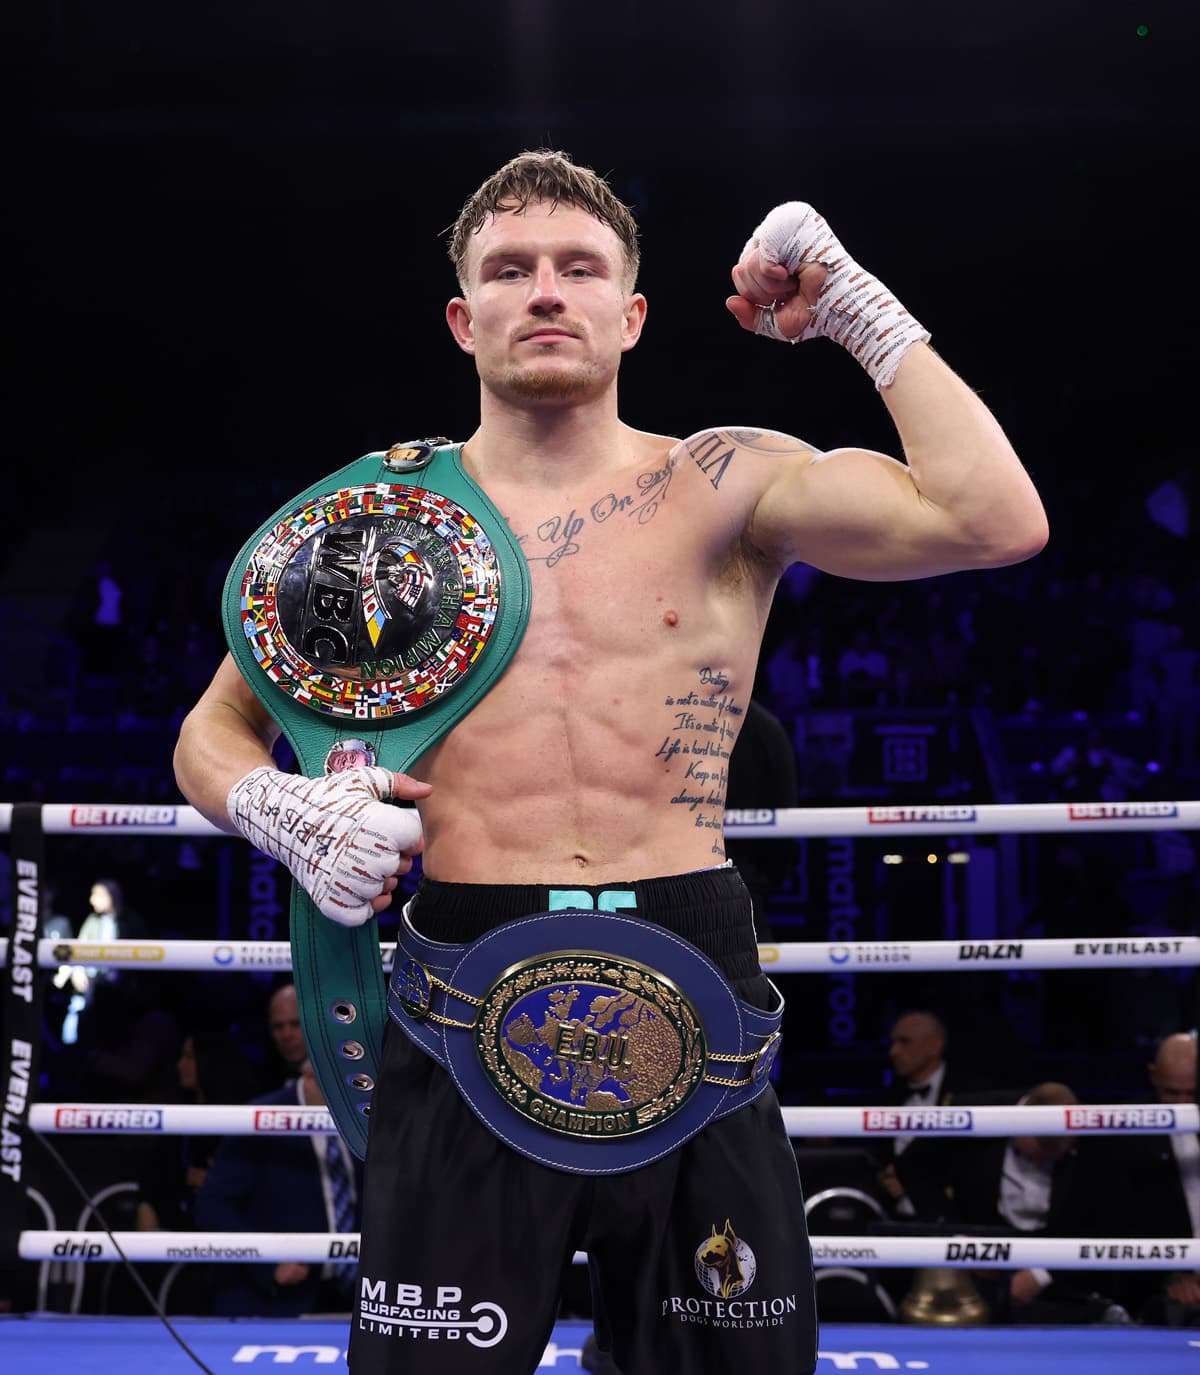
left=173, top=150, right=1047, bottom=1374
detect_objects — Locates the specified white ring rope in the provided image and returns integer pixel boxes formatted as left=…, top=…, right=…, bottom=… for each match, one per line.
left=4, top=934, right=1197, bottom=973
left=2, top=799, right=1198, bottom=838
left=16, top=1231, right=1196, bottom=1271
left=7, top=794, right=1197, bottom=1297
left=28, top=1101, right=1199, bottom=1138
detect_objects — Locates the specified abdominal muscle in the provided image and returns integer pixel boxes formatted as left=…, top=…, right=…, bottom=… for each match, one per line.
left=412, top=457, right=774, bottom=885
left=416, top=654, right=737, bottom=884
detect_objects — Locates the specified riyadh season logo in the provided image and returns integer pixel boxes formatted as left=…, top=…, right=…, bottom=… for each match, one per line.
left=695, top=1220, right=757, bottom=1298
left=213, top=947, right=235, bottom=966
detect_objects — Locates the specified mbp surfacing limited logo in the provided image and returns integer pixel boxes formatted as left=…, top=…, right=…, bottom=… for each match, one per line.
left=661, top=1220, right=798, bottom=1330
left=357, top=1277, right=508, bottom=1348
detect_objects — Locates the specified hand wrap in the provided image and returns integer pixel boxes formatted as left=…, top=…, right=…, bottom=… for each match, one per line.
left=227, top=765, right=423, bottom=927
left=744, top=202, right=930, bottom=387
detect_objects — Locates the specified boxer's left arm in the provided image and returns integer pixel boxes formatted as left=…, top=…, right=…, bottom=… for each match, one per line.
left=725, top=206, right=1048, bottom=580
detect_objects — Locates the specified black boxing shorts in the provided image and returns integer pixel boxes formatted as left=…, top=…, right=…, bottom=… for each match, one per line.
left=348, top=866, right=817, bottom=1375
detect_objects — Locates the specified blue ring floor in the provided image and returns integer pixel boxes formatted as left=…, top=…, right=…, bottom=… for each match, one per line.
left=1, top=1316, right=1198, bottom=1373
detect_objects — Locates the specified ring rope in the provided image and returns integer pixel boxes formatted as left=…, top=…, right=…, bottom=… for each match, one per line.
left=3, top=799, right=1198, bottom=838
left=7, top=794, right=1197, bottom=1306
left=28, top=1101, right=1199, bottom=1138
left=16, top=1231, right=1196, bottom=1271
left=6, top=934, right=1197, bottom=974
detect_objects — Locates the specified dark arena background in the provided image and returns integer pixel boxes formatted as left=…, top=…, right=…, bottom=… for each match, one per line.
left=4, top=2, right=1200, bottom=1371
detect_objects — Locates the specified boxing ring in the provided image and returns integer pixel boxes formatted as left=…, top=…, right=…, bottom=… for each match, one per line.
left=3, top=799, right=1200, bottom=1373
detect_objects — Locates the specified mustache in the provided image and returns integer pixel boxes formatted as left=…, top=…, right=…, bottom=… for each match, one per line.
left=513, top=322, right=583, bottom=342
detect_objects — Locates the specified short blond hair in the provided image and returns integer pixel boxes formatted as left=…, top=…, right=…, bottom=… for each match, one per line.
left=448, top=148, right=640, bottom=292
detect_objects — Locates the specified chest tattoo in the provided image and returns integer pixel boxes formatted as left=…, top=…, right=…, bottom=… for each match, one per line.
left=506, top=460, right=675, bottom=567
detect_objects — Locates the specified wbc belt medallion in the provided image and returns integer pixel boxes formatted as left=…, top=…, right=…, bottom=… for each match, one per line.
left=474, top=952, right=708, bottom=1140
left=235, top=482, right=502, bottom=719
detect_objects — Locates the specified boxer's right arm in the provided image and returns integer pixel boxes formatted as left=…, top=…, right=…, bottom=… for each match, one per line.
left=174, top=653, right=431, bottom=925
left=173, top=653, right=282, bottom=837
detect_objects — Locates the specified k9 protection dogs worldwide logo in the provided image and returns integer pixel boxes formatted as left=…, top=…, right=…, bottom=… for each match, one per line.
left=661, top=1219, right=800, bottom=1330
left=695, top=1220, right=757, bottom=1298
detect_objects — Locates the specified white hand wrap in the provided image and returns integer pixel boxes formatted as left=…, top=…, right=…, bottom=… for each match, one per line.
left=743, top=202, right=930, bottom=388
left=226, top=765, right=423, bottom=927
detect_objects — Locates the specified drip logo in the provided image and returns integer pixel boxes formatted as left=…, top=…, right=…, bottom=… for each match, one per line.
left=695, top=1220, right=757, bottom=1298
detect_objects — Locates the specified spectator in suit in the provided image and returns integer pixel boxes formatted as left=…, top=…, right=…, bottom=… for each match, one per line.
left=875, top=1010, right=988, bottom=1210
left=897, top=1081, right=1127, bottom=1323
left=1071, top=1031, right=1199, bottom=1324
left=195, top=1058, right=363, bottom=1316
left=266, top=982, right=307, bottom=1080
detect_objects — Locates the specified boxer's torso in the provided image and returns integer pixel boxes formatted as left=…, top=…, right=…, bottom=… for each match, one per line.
left=415, top=426, right=800, bottom=884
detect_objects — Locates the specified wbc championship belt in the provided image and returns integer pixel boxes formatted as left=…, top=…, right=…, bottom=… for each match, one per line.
left=222, top=439, right=531, bottom=1158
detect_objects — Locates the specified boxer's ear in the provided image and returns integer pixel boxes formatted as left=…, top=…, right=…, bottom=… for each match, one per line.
left=619, top=293, right=647, bottom=353
left=446, top=298, right=475, bottom=354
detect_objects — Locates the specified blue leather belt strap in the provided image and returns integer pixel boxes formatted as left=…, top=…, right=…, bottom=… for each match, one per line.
left=387, top=907, right=784, bottom=1175
left=222, top=441, right=532, bottom=1159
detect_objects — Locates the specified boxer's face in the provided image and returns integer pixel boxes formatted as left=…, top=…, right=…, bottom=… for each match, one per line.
left=447, top=200, right=646, bottom=406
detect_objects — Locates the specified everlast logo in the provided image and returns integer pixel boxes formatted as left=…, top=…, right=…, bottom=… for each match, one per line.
left=1073, top=939, right=1184, bottom=957
left=958, top=942, right=1024, bottom=961
left=1079, top=1243, right=1191, bottom=1261
left=1, top=1039, right=33, bottom=1182
left=8, top=861, right=39, bottom=1005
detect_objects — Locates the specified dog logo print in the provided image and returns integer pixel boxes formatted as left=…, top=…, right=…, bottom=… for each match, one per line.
left=694, top=1219, right=758, bottom=1298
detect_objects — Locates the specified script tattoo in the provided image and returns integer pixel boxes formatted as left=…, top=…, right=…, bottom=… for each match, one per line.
left=655, top=671, right=744, bottom=854
left=513, top=461, right=675, bottom=567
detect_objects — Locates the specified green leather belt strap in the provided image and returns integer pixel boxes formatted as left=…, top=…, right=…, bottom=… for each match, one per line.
left=221, top=440, right=531, bottom=1157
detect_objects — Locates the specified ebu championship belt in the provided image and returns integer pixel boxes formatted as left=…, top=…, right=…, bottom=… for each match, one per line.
left=387, top=908, right=784, bottom=1174
left=222, top=440, right=531, bottom=1158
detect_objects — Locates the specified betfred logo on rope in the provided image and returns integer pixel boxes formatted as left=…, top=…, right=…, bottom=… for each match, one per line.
left=1067, top=802, right=1179, bottom=820
left=1066, top=1107, right=1176, bottom=1131
left=69, top=806, right=180, bottom=827
left=53, top=1108, right=163, bottom=1130
left=254, top=1108, right=334, bottom=1132
left=863, top=1108, right=973, bottom=1132
left=867, top=806, right=978, bottom=824
left=723, top=810, right=776, bottom=826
